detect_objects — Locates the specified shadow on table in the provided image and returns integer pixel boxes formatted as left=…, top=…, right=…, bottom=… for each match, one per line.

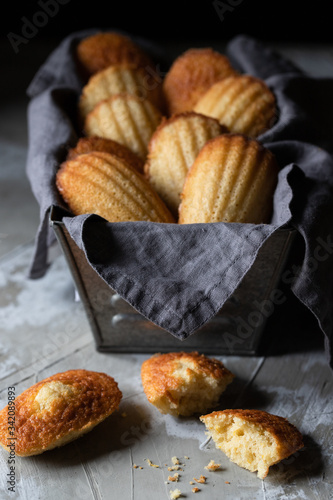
left=267, top=434, right=324, bottom=483
left=31, top=398, right=157, bottom=466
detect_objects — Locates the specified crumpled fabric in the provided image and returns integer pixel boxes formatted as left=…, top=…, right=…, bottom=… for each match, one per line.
left=25, top=30, right=333, bottom=367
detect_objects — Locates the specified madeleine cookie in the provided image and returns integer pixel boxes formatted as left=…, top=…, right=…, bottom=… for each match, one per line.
left=0, top=370, right=122, bottom=457
left=144, top=112, right=227, bottom=217
left=66, top=136, right=144, bottom=173
left=78, top=64, right=163, bottom=119
left=178, top=134, right=279, bottom=224
left=200, top=409, right=304, bottom=479
left=76, top=31, right=154, bottom=79
left=84, top=94, right=162, bottom=159
left=194, top=74, right=277, bottom=137
left=141, top=352, right=234, bottom=417
left=163, top=48, right=238, bottom=115
left=56, top=151, right=175, bottom=223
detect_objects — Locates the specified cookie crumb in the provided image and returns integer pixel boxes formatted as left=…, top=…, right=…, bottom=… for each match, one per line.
left=168, top=473, right=180, bottom=482
left=145, top=458, right=159, bottom=468
left=168, top=465, right=183, bottom=471
left=184, top=456, right=190, bottom=459
left=169, top=488, right=182, bottom=499
left=172, top=456, right=180, bottom=465
left=192, top=487, right=200, bottom=493
left=133, top=464, right=138, bottom=469
left=225, top=481, right=230, bottom=484
left=204, top=459, right=221, bottom=471
left=189, top=481, right=194, bottom=485
left=193, top=475, right=206, bottom=484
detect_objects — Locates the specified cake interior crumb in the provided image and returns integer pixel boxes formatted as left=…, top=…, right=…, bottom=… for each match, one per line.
left=169, top=488, right=182, bottom=499
left=145, top=458, right=159, bottom=468
left=168, top=473, right=180, bottom=482
left=204, top=459, right=221, bottom=471
left=193, top=475, right=207, bottom=484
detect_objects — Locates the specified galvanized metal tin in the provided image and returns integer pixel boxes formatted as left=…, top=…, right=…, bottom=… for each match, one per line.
left=49, top=206, right=295, bottom=355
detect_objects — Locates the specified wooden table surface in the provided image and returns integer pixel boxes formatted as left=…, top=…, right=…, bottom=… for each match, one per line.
left=0, top=40, right=333, bottom=500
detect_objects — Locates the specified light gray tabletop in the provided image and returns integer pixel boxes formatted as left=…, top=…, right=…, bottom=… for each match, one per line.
left=0, top=40, right=333, bottom=500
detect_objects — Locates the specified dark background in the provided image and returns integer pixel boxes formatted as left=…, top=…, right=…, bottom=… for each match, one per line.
left=0, top=0, right=331, bottom=102
left=1, top=0, right=332, bottom=43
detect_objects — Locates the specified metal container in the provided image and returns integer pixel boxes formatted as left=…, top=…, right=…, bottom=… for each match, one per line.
left=49, top=206, right=295, bottom=355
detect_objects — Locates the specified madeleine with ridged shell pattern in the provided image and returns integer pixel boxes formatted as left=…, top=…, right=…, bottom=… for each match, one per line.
left=194, top=74, right=277, bottom=138
left=78, top=63, right=163, bottom=120
left=178, top=134, right=279, bottom=225
left=56, top=151, right=175, bottom=223
left=144, top=111, right=228, bottom=217
left=84, top=93, right=163, bottom=160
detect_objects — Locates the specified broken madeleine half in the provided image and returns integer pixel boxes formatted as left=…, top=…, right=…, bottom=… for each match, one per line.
left=0, top=369, right=122, bottom=457
left=163, top=47, right=238, bottom=115
left=194, top=74, right=277, bottom=138
left=84, top=93, right=162, bottom=159
left=178, top=133, right=279, bottom=225
left=144, top=111, right=228, bottom=217
left=56, top=151, right=175, bottom=223
left=141, top=352, right=234, bottom=417
left=200, top=409, right=304, bottom=479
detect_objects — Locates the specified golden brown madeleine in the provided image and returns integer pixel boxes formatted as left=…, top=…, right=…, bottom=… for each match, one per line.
left=0, top=370, right=122, bottom=457
left=76, top=31, right=154, bottom=79
left=84, top=94, right=163, bottom=160
left=141, top=352, right=234, bottom=417
left=66, top=136, right=144, bottom=173
left=194, top=74, right=277, bottom=138
left=163, top=48, right=238, bottom=115
left=78, top=64, right=163, bottom=119
left=56, top=151, right=175, bottom=223
left=144, top=112, right=228, bottom=217
left=200, top=409, right=304, bottom=479
left=178, top=134, right=279, bottom=225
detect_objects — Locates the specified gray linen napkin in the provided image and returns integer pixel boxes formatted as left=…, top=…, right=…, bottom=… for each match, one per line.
left=25, top=30, right=333, bottom=367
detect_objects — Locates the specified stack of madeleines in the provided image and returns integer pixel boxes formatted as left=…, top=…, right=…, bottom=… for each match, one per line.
left=56, top=31, right=280, bottom=224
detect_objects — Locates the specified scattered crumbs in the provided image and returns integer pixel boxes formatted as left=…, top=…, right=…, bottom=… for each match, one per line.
left=193, top=475, right=207, bottom=484
left=133, top=464, right=138, bottom=469
left=168, top=473, right=180, bottom=482
left=169, top=488, right=182, bottom=499
left=189, top=481, right=194, bottom=485
left=172, top=456, right=180, bottom=465
left=204, top=460, right=221, bottom=471
left=168, top=465, right=183, bottom=471
left=225, top=481, right=230, bottom=484
left=145, top=458, right=159, bottom=468
left=192, top=487, right=200, bottom=493
left=121, top=412, right=127, bottom=418
left=184, top=456, right=190, bottom=460
left=139, top=467, right=143, bottom=470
